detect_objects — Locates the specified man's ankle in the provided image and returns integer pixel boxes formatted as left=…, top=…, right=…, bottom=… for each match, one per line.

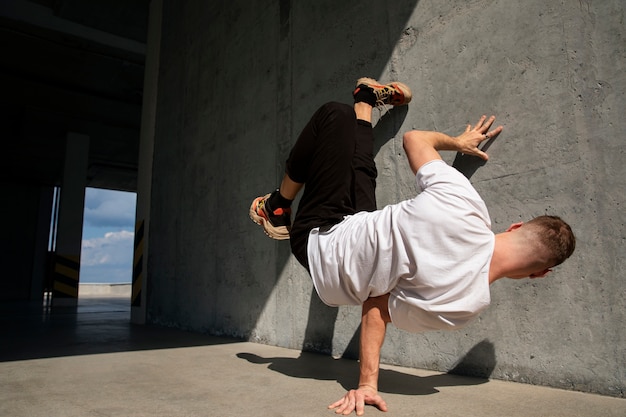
left=268, top=189, right=292, bottom=209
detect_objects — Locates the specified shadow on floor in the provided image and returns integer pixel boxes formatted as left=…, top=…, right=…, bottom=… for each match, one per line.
left=237, top=349, right=489, bottom=396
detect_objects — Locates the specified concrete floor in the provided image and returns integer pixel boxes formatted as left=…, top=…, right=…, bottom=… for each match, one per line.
left=1, top=296, right=624, bottom=417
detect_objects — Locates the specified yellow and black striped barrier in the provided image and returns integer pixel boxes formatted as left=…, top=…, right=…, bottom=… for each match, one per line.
left=132, top=220, right=144, bottom=307
left=52, top=254, right=80, bottom=299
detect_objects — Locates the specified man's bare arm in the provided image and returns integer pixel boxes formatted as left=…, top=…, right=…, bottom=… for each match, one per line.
left=402, top=115, right=503, bottom=174
left=328, top=294, right=391, bottom=415
left=358, top=294, right=391, bottom=392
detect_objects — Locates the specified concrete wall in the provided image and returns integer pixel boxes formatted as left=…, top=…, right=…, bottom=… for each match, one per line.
left=79, top=283, right=131, bottom=297
left=146, top=0, right=625, bottom=397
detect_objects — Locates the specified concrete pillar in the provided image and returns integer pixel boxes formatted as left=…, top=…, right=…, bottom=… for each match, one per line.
left=52, top=132, right=89, bottom=307
left=0, top=184, right=45, bottom=301
left=30, top=186, right=55, bottom=301
left=132, top=0, right=163, bottom=324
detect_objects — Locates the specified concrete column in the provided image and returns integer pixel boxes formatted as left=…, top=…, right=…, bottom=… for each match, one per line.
left=52, top=132, right=89, bottom=307
left=132, top=0, right=163, bottom=324
left=30, top=186, right=55, bottom=301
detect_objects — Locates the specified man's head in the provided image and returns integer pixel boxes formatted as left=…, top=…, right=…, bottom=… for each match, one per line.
left=522, top=215, right=576, bottom=267
left=500, top=215, right=576, bottom=279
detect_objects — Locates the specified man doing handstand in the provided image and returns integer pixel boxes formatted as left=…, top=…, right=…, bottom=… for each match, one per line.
left=250, top=78, right=576, bottom=415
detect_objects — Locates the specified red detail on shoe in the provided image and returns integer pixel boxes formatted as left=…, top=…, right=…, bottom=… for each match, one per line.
left=273, top=207, right=291, bottom=216
left=391, top=83, right=405, bottom=104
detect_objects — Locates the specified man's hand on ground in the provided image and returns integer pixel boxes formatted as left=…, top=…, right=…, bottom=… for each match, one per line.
left=328, top=386, right=388, bottom=416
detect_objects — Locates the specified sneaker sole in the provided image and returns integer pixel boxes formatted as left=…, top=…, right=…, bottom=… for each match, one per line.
left=249, top=195, right=290, bottom=240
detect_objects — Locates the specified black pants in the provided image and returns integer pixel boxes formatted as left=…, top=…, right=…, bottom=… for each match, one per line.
left=287, top=102, right=378, bottom=269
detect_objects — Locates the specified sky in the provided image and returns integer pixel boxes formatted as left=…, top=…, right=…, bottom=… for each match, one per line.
left=80, top=188, right=137, bottom=283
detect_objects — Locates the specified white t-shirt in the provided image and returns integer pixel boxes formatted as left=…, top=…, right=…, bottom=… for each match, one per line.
left=307, top=159, right=494, bottom=333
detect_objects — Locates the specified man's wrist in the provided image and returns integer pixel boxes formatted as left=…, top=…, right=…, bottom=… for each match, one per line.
left=358, top=383, right=378, bottom=391
left=440, top=134, right=461, bottom=152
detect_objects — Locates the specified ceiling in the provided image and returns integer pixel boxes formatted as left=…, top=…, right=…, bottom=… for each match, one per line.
left=0, top=0, right=150, bottom=192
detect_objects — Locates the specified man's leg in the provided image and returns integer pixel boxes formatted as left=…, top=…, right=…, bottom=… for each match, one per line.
left=249, top=101, right=357, bottom=241
left=352, top=103, right=377, bottom=212
left=278, top=175, right=303, bottom=201
left=256, top=102, right=375, bottom=221
left=288, top=102, right=363, bottom=263
left=249, top=78, right=411, bottom=245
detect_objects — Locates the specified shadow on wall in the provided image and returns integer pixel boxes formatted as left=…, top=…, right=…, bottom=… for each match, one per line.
left=149, top=0, right=423, bottom=352
left=448, top=339, right=497, bottom=379
left=298, top=107, right=409, bottom=360
left=452, top=135, right=497, bottom=179
left=236, top=339, right=495, bottom=395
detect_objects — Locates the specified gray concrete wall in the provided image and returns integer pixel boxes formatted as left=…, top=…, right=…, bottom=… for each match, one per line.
left=79, top=283, right=131, bottom=297
left=146, top=0, right=625, bottom=397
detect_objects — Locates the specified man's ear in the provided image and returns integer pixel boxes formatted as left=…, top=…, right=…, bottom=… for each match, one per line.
left=529, top=269, right=552, bottom=279
left=506, top=222, right=524, bottom=232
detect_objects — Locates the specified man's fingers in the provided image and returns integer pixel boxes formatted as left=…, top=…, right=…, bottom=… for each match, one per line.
left=472, top=115, right=487, bottom=130
left=328, top=398, right=344, bottom=409
left=473, top=115, right=497, bottom=134
left=328, top=398, right=345, bottom=413
left=336, top=398, right=351, bottom=415
left=334, top=402, right=349, bottom=415
left=371, top=395, right=389, bottom=412
left=482, top=125, right=503, bottom=143
left=355, top=396, right=365, bottom=416
left=330, top=389, right=388, bottom=415
left=348, top=391, right=365, bottom=415
left=488, top=125, right=503, bottom=138
left=480, top=115, right=496, bottom=132
left=329, top=391, right=358, bottom=415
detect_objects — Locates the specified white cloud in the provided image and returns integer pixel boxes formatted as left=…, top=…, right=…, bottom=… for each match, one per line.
left=80, top=230, right=134, bottom=283
left=84, top=188, right=136, bottom=229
